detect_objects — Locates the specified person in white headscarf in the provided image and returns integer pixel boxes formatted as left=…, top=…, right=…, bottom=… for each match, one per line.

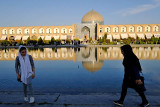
left=15, top=45, right=35, bottom=103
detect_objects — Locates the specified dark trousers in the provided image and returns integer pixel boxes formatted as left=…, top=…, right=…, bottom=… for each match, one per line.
left=120, top=80, right=148, bottom=103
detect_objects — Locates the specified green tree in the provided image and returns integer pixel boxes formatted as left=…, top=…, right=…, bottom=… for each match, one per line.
left=99, top=38, right=103, bottom=43
left=150, top=37, right=159, bottom=44
left=51, top=37, right=55, bottom=44
left=102, top=37, right=105, bottom=43
left=26, top=37, right=30, bottom=45
left=154, top=37, right=159, bottom=44
left=104, top=33, right=107, bottom=40
left=158, top=38, right=160, bottom=44
left=37, top=37, right=44, bottom=45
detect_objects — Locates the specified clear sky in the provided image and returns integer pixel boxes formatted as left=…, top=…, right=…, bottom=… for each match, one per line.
left=0, top=0, right=160, bottom=27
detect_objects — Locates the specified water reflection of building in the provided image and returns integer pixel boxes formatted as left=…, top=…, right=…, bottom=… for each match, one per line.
left=82, top=61, right=103, bottom=72
left=0, top=47, right=160, bottom=61
left=97, top=47, right=160, bottom=60
left=0, top=47, right=160, bottom=72
left=0, top=48, right=76, bottom=61
left=75, top=47, right=103, bottom=72
left=75, top=47, right=97, bottom=61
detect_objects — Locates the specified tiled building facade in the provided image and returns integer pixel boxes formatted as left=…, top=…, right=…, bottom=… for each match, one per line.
left=0, top=10, right=160, bottom=42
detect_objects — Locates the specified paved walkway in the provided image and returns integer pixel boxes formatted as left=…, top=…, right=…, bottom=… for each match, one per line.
left=0, top=92, right=159, bottom=107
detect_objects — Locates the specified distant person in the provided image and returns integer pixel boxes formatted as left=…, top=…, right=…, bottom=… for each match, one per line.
left=15, top=45, right=35, bottom=103
left=114, top=45, right=149, bottom=107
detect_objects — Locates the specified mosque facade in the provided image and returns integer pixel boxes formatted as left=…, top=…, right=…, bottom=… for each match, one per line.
left=0, top=10, right=160, bottom=42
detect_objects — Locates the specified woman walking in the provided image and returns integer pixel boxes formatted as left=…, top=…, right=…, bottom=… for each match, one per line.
left=114, top=45, right=149, bottom=107
left=15, top=45, right=35, bottom=103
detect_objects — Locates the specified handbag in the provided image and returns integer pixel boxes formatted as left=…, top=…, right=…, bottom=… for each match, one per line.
left=140, top=72, right=144, bottom=84
left=137, top=72, right=146, bottom=92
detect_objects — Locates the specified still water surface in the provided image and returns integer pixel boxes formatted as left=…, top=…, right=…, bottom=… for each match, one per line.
left=0, top=47, right=160, bottom=95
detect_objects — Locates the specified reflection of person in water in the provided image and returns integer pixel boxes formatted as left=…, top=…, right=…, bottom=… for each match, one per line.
left=114, top=45, right=149, bottom=107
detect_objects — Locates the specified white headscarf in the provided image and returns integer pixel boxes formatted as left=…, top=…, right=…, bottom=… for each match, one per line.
left=18, top=45, right=33, bottom=84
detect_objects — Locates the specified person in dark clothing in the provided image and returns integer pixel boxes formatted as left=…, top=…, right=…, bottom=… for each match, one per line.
left=114, top=45, right=149, bottom=107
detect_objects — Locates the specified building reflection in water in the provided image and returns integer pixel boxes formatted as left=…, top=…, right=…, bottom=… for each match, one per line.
left=0, top=47, right=160, bottom=72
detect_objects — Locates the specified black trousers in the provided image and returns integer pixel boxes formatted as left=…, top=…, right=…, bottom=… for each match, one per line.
left=120, top=80, right=148, bottom=103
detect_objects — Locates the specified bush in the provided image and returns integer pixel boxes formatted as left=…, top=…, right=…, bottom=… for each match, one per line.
left=150, top=37, right=159, bottom=44
left=117, top=39, right=121, bottom=42
left=122, top=37, right=132, bottom=45
left=30, top=40, right=37, bottom=45
left=140, top=39, right=146, bottom=44
left=16, top=40, right=23, bottom=45
left=74, top=39, right=80, bottom=42
left=110, top=42, right=114, bottom=45
left=136, top=37, right=141, bottom=44
left=106, top=39, right=110, bottom=44
left=102, top=42, right=107, bottom=45
left=45, top=40, right=51, bottom=44
left=56, top=39, right=61, bottom=45
left=1, top=40, right=10, bottom=46
left=111, top=41, right=117, bottom=45
left=66, top=39, right=71, bottom=44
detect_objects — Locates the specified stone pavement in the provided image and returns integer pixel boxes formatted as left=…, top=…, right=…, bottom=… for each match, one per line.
left=0, top=92, right=159, bottom=107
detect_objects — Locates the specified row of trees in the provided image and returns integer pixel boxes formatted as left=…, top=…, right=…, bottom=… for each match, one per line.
left=25, top=37, right=67, bottom=45
left=97, top=33, right=160, bottom=45
left=0, top=37, right=81, bottom=46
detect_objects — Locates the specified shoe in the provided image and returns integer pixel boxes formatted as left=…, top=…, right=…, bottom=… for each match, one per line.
left=24, top=97, right=28, bottom=102
left=139, top=102, right=149, bottom=107
left=29, top=97, right=35, bottom=103
left=113, top=100, right=123, bottom=106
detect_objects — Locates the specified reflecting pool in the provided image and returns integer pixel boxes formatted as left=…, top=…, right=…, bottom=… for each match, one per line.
left=0, top=47, right=160, bottom=95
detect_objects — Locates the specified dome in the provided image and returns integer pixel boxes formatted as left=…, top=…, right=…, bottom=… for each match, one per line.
left=82, top=61, right=103, bottom=72
left=81, top=10, right=104, bottom=25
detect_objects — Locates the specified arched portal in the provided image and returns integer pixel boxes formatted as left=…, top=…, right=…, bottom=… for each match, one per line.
left=81, top=26, right=90, bottom=41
